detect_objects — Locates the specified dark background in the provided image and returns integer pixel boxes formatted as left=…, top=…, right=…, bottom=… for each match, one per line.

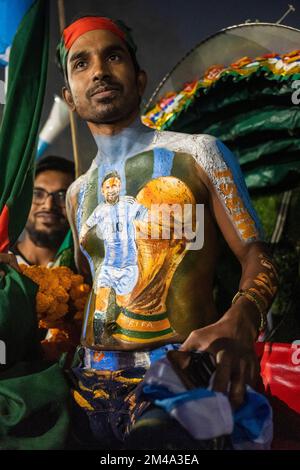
left=4, top=0, right=300, bottom=170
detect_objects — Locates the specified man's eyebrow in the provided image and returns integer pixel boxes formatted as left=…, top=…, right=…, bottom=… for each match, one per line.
left=33, top=186, right=67, bottom=192
left=69, top=44, right=127, bottom=65
left=102, top=44, right=127, bottom=56
left=69, top=49, right=90, bottom=63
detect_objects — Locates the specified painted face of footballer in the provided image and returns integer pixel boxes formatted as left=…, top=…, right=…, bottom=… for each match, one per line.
left=102, top=177, right=121, bottom=205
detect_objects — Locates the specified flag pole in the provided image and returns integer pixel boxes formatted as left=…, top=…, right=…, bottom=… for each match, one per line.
left=57, top=0, right=81, bottom=177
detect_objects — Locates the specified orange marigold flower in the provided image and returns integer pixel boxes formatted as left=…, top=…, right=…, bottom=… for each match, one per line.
left=55, top=302, right=69, bottom=317
left=74, top=298, right=87, bottom=310
left=70, top=283, right=90, bottom=300
left=21, top=265, right=88, bottom=327
left=46, top=328, right=70, bottom=342
left=54, top=267, right=73, bottom=289
left=60, top=275, right=72, bottom=290
left=20, top=265, right=43, bottom=284
left=55, top=285, right=69, bottom=303
left=52, top=266, right=72, bottom=277
left=80, top=284, right=90, bottom=294
left=47, top=300, right=61, bottom=317
left=71, top=274, right=84, bottom=287
left=36, top=292, right=52, bottom=315
left=47, top=275, right=60, bottom=291
left=69, top=286, right=81, bottom=300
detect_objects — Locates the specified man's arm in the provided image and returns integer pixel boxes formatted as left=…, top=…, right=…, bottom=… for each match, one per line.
left=180, top=136, right=279, bottom=407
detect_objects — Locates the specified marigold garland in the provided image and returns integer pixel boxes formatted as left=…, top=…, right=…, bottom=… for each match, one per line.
left=19, top=265, right=90, bottom=329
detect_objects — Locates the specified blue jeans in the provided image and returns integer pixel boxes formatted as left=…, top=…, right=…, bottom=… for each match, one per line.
left=68, top=345, right=228, bottom=450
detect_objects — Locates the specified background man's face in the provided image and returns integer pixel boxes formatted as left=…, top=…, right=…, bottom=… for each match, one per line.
left=26, top=170, right=73, bottom=247
left=65, top=29, right=144, bottom=124
left=102, top=177, right=121, bottom=204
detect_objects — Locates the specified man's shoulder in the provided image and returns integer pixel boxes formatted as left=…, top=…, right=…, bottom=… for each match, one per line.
left=153, top=131, right=227, bottom=170
left=153, top=130, right=218, bottom=151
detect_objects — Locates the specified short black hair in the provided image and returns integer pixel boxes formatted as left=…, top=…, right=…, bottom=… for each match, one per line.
left=35, top=156, right=75, bottom=179
left=101, top=171, right=121, bottom=186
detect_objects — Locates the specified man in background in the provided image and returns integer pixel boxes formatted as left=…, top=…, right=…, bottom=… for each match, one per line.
left=11, top=156, right=75, bottom=267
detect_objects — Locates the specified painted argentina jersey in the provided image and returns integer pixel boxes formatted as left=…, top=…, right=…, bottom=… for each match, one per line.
left=69, top=129, right=263, bottom=350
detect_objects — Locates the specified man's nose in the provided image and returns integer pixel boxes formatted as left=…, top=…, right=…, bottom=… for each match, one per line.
left=91, top=55, right=110, bottom=81
left=42, top=194, right=56, bottom=210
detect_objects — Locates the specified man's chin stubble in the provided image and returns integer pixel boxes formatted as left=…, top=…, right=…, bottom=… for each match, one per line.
left=88, top=107, right=127, bottom=124
left=27, top=226, right=68, bottom=249
left=84, top=97, right=138, bottom=125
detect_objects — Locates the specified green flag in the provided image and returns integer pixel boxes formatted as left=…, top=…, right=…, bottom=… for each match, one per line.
left=0, top=0, right=49, bottom=252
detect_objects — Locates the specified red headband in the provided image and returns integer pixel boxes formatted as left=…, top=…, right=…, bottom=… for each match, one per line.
left=63, top=17, right=126, bottom=51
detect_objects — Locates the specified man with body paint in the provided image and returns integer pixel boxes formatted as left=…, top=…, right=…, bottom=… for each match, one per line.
left=57, top=16, right=279, bottom=449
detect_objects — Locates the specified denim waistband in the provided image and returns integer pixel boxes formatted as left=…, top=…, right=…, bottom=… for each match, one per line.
left=83, top=343, right=181, bottom=371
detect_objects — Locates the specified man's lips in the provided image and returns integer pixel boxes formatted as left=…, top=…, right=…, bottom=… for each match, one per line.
left=36, top=212, right=61, bottom=223
left=90, top=86, right=120, bottom=99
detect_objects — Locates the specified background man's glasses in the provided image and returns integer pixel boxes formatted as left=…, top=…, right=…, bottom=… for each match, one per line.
left=32, top=188, right=67, bottom=207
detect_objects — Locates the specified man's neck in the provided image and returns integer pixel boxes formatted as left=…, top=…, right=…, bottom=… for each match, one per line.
left=88, top=111, right=140, bottom=136
left=17, top=235, right=57, bottom=266
left=91, top=113, right=155, bottom=166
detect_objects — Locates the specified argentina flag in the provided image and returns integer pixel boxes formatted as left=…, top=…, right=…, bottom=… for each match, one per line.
left=143, top=356, right=273, bottom=450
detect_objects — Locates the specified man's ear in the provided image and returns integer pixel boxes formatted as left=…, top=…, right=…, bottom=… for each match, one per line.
left=137, top=70, right=147, bottom=98
left=62, top=86, right=76, bottom=112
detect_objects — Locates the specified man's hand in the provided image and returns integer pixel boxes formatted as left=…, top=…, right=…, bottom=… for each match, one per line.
left=179, top=304, right=260, bottom=409
left=0, top=253, right=21, bottom=276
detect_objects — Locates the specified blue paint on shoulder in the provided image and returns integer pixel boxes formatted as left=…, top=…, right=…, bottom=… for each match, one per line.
left=152, top=148, right=175, bottom=179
